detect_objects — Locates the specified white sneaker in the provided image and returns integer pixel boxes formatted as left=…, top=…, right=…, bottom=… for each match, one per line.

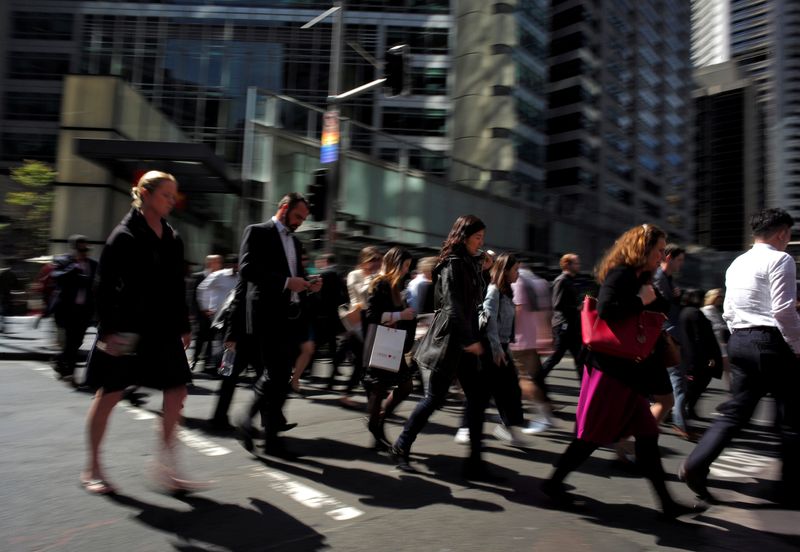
left=493, top=424, right=529, bottom=447
left=521, top=418, right=553, bottom=435
left=493, top=424, right=512, bottom=442
left=454, top=427, right=470, bottom=444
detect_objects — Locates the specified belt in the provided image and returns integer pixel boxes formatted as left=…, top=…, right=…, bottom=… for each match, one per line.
left=732, top=326, right=780, bottom=335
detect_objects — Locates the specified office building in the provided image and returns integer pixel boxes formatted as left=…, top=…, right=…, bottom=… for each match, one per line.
left=546, top=0, right=694, bottom=263
left=694, top=62, right=759, bottom=251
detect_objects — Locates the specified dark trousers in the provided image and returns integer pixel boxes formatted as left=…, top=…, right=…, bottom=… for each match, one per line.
left=212, top=335, right=260, bottom=423
left=539, top=322, right=582, bottom=387
left=684, top=328, right=800, bottom=491
left=192, top=313, right=213, bottom=366
left=396, top=354, right=488, bottom=458
left=55, top=308, right=91, bottom=376
left=460, top=343, right=524, bottom=428
left=686, top=371, right=713, bottom=416
left=331, top=332, right=364, bottom=393
left=247, top=319, right=302, bottom=440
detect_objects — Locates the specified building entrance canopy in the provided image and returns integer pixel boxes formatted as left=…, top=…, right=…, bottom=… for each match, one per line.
left=75, top=138, right=240, bottom=194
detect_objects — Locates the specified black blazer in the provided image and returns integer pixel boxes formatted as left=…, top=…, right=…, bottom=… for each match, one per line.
left=95, top=208, right=189, bottom=338
left=237, top=219, right=307, bottom=335
left=679, top=306, right=723, bottom=379
left=51, top=253, right=98, bottom=322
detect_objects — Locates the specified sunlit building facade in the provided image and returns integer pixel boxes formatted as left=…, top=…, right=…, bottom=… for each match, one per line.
left=546, top=0, right=694, bottom=262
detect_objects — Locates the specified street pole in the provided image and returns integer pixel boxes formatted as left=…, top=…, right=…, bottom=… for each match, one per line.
left=323, top=0, right=344, bottom=254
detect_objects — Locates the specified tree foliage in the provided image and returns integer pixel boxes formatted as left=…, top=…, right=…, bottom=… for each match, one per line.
left=2, top=160, right=56, bottom=259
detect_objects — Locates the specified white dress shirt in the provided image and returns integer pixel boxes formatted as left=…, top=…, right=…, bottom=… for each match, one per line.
left=197, top=268, right=238, bottom=313
left=722, top=242, right=800, bottom=353
left=272, top=216, right=299, bottom=302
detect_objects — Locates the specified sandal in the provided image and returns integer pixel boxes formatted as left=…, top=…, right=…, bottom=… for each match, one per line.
left=80, top=477, right=117, bottom=495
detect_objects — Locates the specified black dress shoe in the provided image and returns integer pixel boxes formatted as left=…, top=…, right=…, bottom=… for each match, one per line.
left=390, top=444, right=413, bottom=472
left=237, top=422, right=257, bottom=453
left=678, top=462, right=719, bottom=504
left=541, top=479, right=575, bottom=507
left=208, top=418, right=235, bottom=432
left=278, top=422, right=298, bottom=433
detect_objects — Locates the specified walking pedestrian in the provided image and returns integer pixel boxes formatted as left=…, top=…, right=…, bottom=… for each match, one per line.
left=82, top=170, right=200, bottom=494
left=391, top=215, right=491, bottom=480
left=542, top=223, right=702, bottom=519
left=332, top=246, right=382, bottom=407
left=51, top=235, right=98, bottom=381
left=236, top=192, right=322, bottom=458
left=190, top=254, right=222, bottom=370
left=196, top=253, right=238, bottom=373
left=679, top=289, right=722, bottom=421
left=680, top=208, right=800, bottom=508
left=539, top=254, right=582, bottom=382
left=700, top=288, right=730, bottom=390
left=652, top=244, right=686, bottom=437
left=363, top=247, right=416, bottom=450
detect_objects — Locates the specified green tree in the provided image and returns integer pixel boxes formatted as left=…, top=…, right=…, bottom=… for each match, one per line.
left=2, top=160, right=56, bottom=259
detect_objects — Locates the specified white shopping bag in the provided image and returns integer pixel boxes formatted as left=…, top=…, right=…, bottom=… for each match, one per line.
left=363, top=324, right=407, bottom=373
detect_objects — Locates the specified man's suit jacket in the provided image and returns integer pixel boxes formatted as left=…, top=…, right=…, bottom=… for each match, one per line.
left=238, top=219, right=306, bottom=337
left=50, top=253, right=98, bottom=324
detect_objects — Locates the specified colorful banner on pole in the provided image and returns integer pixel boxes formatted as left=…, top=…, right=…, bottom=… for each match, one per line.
left=321, top=109, right=340, bottom=164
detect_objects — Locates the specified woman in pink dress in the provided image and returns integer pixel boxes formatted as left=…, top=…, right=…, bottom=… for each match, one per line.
left=541, top=224, right=703, bottom=519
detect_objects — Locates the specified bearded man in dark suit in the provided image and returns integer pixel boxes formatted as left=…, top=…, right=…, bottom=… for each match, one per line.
left=236, top=192, right=322, bottom=457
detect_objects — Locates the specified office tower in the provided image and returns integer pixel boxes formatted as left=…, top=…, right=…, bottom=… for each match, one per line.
left=694, top=62, right=759, bottom=251
left=691, top=0, right=730, bottom=66
left=693, top=0, right=800, bottom=221
left=546, top=0, right=694, bottom=262
left=0, top=1, right=452, bottom=172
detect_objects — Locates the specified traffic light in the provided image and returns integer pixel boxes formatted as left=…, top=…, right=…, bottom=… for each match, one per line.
left=384, top=44, right=409, bottom=97
left=307, top=169, right=328, bottom=221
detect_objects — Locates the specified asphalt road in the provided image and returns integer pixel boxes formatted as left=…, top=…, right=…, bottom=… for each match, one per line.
left=1, top=355, right=798, bottom=552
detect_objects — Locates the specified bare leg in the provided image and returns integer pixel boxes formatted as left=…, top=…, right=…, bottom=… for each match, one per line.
left=650, top=393, right=674, bottom=425
left=161, top=385, right=187, bottom=451
left=291, top=340, right=315, bottom=392
left=84, top=389, right=124, bottom=481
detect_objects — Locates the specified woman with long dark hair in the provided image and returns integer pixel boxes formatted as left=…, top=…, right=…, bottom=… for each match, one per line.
left=453, top=253, right=529, bottom=446
left=363, top=247, right=416, bottom=450
left=542, top=224, right=703, bottom=519
left=391, top=215, right=492, bottom=480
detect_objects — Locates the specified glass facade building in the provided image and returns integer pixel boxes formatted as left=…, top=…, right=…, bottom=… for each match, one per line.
left=546, top=0, right=694, bottom=261
left=0, top=0, right=451, bottom=172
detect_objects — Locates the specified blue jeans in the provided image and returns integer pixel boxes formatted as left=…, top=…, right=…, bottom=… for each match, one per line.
left=667, top=363, right=687, bottom=431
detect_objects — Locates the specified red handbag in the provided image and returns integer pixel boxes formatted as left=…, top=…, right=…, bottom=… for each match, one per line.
left=581, top=296, right=665, bottom=362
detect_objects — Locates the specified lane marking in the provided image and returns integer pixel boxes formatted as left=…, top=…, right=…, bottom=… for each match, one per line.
left=249, top=466, right=364, bottom=521
left=710, top=447, right=774, bottom=479
left=177, top=428, right=232, bottom=456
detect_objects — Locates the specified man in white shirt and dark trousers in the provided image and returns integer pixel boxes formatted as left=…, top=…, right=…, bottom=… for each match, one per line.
left=681, top=208, right=800, bottom=508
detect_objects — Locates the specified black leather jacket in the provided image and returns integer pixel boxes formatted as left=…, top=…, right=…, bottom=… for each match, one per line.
left=415, top=245, right=483, bottom=374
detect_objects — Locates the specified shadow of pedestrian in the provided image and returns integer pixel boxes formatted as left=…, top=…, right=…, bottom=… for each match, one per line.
left=253, top=438, right=504, bottom=513
left=107, top=492, right=327, bottom=551
left=557, top=496, right=800, bottom=551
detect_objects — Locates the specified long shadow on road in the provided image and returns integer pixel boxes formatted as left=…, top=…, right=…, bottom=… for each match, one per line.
left=253, top=438, right=504, bottom=513
left=108, top=492, right=327, bottom=551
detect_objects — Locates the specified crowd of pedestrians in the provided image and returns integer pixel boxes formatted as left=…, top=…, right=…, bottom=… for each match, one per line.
left=38, top=171, right=799, bottom=517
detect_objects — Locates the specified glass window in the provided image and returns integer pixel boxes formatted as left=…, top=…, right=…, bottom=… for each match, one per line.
left=386, top=26, right=448, bottom=54
left=1, top=132, right=57, bottom=161
left=4, top=92, right=61, bottom=120
left=411, top=67, right=447, bottom=95
left=382, top=108, right=447, bottom=136
left=12, top=12, right=73, bottom=40
left=7, top=52, right=70, bottom=80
